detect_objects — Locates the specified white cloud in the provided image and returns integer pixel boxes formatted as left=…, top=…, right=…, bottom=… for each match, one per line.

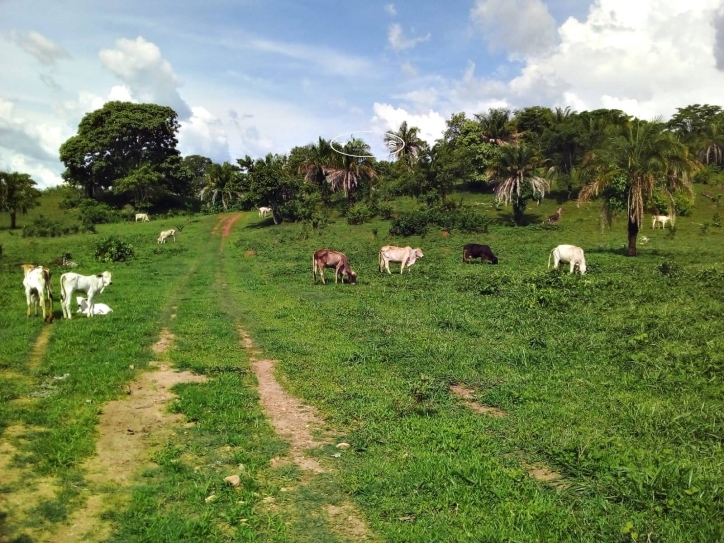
left=385, top=4, right=397, bottom=16
left=108, top=85, right=135, bottom=102
left=177, top=106, right=230, bottom=163
left=99, top=36, right=192, bottom=119
left=6, top=30, right=70, bottom=65
left=401, top=61, right=418, bottom=77
left=388, top=24, right=431, bottom=52
left=714, top=6, right=724, bottom=70
left=371, top=103, right=447, bottom=146
left=470, top=0, right=558, bottom=58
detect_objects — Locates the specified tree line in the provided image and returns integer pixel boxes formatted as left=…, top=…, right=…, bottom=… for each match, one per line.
left=2, top=101, right=723, bottom=255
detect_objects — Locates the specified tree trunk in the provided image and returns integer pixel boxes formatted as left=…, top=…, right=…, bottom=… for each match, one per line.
left=10, top=212, right=17, bottom=229
left=627, top=216, right=638, bottom=256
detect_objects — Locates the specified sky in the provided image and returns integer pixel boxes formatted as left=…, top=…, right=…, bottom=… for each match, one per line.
left=1, top=0, right=724, bottom=188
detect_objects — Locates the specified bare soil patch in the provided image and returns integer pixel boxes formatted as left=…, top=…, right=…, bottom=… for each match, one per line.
left=221, top=213, right=242, bottom=239
left=28, top=325, right=52, bottom=369
left=523, top=463, right=567, bottom=487
left=450, top=384, right=506, bottom=418
left=244, top=250, right=256, bottom=257
left=152, top=328, right=175, bottom=354
left=326, top=503, right=376, bottom=542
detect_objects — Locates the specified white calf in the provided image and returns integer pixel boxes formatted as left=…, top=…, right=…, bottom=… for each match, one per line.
left=379, top=246, right=424, bottom=274
left=652, top=214, right=671, bottom=229
left=157, top=229, right=176, bottom=243
left=258, top=206, right=272, bottom=218
left=60, top=271, right=112, bottom=319
left=548, top=244, right=587, bottom=275
left=135, top=213, right=150, bottom=222
left=76, top=297, right=113, bottom=316
left=23, top=266, right=53, bottom=321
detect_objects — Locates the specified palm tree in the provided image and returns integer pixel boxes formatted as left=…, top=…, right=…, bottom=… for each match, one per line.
left=474, top=108, right=513, bottom=145
left=696, top=121, right=724, bottom=166
left=198, top=162, right=241, bottom=210
left=487, top=143, right=552, bottom=225
left=0, top=171, right=41, bottom=229
left=385, top=121, right=425, bottom=169
left=326, top=138, right=378, bottom=204
left=299, top=137, right=334, bottom=205
left=579, top=120, right=698, bottom=256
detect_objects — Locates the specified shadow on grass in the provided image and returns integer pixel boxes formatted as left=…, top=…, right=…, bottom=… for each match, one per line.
left=244, top=218, right=276, bottom=229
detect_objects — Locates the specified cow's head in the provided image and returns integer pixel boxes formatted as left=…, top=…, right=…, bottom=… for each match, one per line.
left=578, top=260, right=587, bottom=275
left=347, top=270, right=357, bottom=284
left=413, top=248, right=424, bottom=259
left=491, top=255, right=499, bottom=264
left=98, top=271, right=113, bottom=291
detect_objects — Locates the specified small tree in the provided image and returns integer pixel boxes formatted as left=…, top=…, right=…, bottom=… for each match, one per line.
left=0, top=171, right=41, bottom=229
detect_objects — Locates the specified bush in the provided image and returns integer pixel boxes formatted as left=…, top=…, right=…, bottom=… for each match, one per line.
left=94, top=236, right=135, bottom=263
left=347, top=204, right=374, bottom=225
left=377, top=202, right=394, bottom=220
left=673, top=193, right=693, bottom=216
left=389, top=210, right=430, bottom=237
left=58, top=187, right=85, bottom=209
left=21, top=215, right=92, bottom=237
left=389, top=206, right=489, bottom=237
left=78, top=199, right=121, bottom=226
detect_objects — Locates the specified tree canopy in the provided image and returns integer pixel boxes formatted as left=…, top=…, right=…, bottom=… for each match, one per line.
left=0, top=171, right=41, bottom=229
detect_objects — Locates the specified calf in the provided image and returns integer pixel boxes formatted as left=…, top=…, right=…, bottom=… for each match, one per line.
left=258, top=206, right=272, bottom=218
left=157, top=229, right=176, bottom=243
left=22, top=266, right=54, bottom=322
left=547, top=207, right=563, bottom=224
left=378, top=246, right=424, bottom=274
left=60, top=271, right=112, bottom=319
left=463, top=244, right=498, bottom=265
left=313, top=249, right=357, bottom=284
left=652, top=214, right=671, bottom=229
left=548, top=244, right=587, bottom=275
left=135, top=213, right=150, bottom=222
left=76, top=297, right=113, bottom=316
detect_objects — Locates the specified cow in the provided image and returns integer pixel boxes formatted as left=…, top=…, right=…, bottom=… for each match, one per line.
left=379, top=246, right=424, bottom=274
left=547, top=207, right=563, bottom=224
left=463, top=244, right=498, bottom=265
left=652, top=214, right=671, bottom=229
left=76, top=297, right=113, bottom=316
left=157, top=229, right=176, bottom=243
left=22, top=266, right=54, bottom=322
left=258, top=206, right=272, bottom=218
left=548, top=244, right=587, bottom=275
left=312, top=249, right=357, bottom=284
left=60, top=271, right=112, bottom=319
left=135, top=213, right=150, bottom=222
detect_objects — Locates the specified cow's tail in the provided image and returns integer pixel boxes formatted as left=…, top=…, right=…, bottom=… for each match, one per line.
left=60, top=274, right=67, bottom=302
left=547, top=250, right=553, bottom=270
left=44, top=270, right=54, bottom=301
left=378, top=250, right=383, bottom=272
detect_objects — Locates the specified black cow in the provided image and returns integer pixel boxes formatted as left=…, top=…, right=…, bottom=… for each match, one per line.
left=463, top=244, right=498, bottom=264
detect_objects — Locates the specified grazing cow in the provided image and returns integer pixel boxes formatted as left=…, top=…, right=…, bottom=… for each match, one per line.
left=157, top=229, right=176, bottom=243
left=76, top=297, right=113, bottom=316
left=548, top=244, right=587, bottom=275
left=378, top=246, right=424, bottom=274
left=60, top=271, right=112, bottom=319
left=22, top=266, right=54, bottom=322
left=312, top=249, right=357, bottom=284
left=258, top=206, right=272, bottom=218
left=135, top=213, right=150, bottom=222
left=652, top=214, right=671, bottom=229
left=547, top=207, right=563, bottom=224
left=463, top=244, right=498, bottom=265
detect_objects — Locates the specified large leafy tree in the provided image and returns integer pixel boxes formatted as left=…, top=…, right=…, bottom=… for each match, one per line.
left=385, top=121, right=426, bottom=170
left=238, top=154, right=302, bottom=224
left=0, top=171, right=41, bottom=229
left=579, top=120, right=698, bottom=256
left=326, top=138, right=378, bottom=204
left=181, top=154, right=213, bottom=196
left=487, top=143, right=552, bottom=225
left=59, top=101, right=182, bottom=199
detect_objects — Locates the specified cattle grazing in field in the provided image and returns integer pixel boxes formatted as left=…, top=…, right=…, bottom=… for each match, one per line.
left=157, top=229, right=176, bottom=243
left=76, top=297, right=113, bottom=316
left=547, top=207, right=563, bottom=224
left=135, top=213, right=150, bottom=222
left=378, top=246, right=424, bottom=274
left=22, top=265, right=54, bottom=322
left=258, top=206, right=272, bottom=218
left=60, top=271, right=112, bottom=319
left=463, top=244, right=498, bottom=265
left=312, top=249, right=357, bottom=284
left=548, top=245, right=587, bottom=275
left=652, top=214, right=671, bottom=229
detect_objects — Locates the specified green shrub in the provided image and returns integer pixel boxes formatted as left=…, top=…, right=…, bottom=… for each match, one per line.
left=94, top=236, right=135, bottom=263
left=389, top=210, right=430, bottom=237
left=673, top=193, right=693, bottom=216
left=377, top=202, right=394, bottom=220
left=389, top=206, right=489, bottom=237
left=78, top=199, right=121, bottom=226
left=346, top=204, right=373, bottom=225
left=713, top=212, right=722, bottom=228
left=21, top=215, right=91, bottom=237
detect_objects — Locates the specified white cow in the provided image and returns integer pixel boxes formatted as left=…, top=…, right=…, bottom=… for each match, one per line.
left=258, top=206, right=272, bottom=218
left=548, top=245, right=587, bottom=275
left=135, top=213, right=150, bottom=222
left=23, top=266, right=53, bottom=321
left=652, top=214, right=671, bottom=229
left=60, top=271, right=112, bottom=319
left=379, top=246, right=424, bottom=274
left=76, top=297, right=113, bottom=316
left=157, top=229, right=176, bottom=243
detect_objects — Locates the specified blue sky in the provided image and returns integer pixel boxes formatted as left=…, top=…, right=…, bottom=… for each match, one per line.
left=2, top=0, right=724, bottom=187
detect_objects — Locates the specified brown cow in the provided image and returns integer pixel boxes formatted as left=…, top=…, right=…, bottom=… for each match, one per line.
left=547, top=207, right=563, bottom=224
left=312, top=249, right=357, bottom=284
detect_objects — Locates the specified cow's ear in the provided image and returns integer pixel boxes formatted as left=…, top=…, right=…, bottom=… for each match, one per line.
left=97, top=274, right=103, bottom=278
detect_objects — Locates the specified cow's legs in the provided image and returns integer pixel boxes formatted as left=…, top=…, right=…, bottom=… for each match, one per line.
left=385, top=260, right=392, bottom=274
left=25, top=290, right=32, bottom=317
left=569, top=261, right=575, bottom=274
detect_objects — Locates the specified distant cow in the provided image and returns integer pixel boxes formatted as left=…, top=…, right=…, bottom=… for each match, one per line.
left=135, top=213, right=150, bottom=222
left=548, top=244, right=587, bottom=275
left=258, top=206, right=272, bottom=218
left=312, top=249, right=357, bottom=285
left=378, top=246, right=424, bottom=274
left=463, top=244, right=498, bottom=265
left=547, top=207, right=563, bottom=224
left=157, top=229, right=176, bottom=243
left=652, top=214, right=671, bottom=229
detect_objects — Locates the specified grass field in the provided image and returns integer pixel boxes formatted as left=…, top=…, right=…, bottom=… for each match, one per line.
left=1, top=186, right=723, bottom=542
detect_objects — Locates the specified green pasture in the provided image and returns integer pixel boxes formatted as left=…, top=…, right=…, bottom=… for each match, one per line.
left=1, top=187, right=723, bottom=542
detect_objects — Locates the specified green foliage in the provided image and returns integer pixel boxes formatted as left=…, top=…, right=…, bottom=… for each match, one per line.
left=389, top=209, right=430, bottom=236
left=21, top=215, right=92, bottom=237
left=0, top=171, right=42, bottom=228
left=77, top=199, right=121, bottom=226
left=390, top=205, right=489, bottom=236
left=58, top=186, right=84, bottom=209
left=673, top=193, right=693, bottom=216
left=712, top=211, right=722, bottom=227
left=346, top=204, right=374, bottom=225
left=94, top=236, right=135, bottom=262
